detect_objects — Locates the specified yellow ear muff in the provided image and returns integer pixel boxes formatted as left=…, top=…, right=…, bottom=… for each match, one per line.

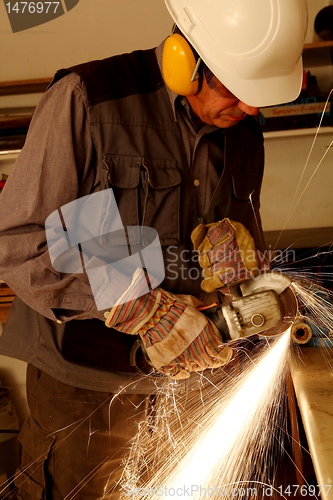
left=162, top=33, right=199, bottom=96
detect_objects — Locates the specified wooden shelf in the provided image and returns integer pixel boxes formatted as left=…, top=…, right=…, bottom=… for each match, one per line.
left=303, top=40, right=333, bottom=66
left=304, top=40, right=333, bottom=50
left=263, top=126, right=333, bottom=139
left=264, top=227, right=333, bottom=249
left=0, top=78, right=51, bottom=97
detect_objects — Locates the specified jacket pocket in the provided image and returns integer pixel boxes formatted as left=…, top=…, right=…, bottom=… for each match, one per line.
left=230, top=168, right=264, bottom=250
left=103, top=154, right=181, bottom=246
left=231, top=170, right=262, bottom=203
left=16, top=417, right=56, bottom=499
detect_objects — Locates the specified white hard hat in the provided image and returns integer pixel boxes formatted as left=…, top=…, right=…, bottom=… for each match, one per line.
left=164, top=0, right=308, bottom=107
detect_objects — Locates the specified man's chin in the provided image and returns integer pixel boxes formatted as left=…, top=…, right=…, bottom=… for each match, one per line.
left=212, top=117, right=241, bottom=128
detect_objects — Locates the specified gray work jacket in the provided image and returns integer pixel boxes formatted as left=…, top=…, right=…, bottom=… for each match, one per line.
left=0, top=48, right=265, bottom=393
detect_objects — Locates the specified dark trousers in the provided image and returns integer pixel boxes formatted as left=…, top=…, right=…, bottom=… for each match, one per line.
left=15, top=365, right=149, bottom=499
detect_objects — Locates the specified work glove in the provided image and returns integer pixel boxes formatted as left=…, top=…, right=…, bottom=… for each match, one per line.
left=191, top=218, right=265, bottom=293
left=105, top=269, right=232, bottom=379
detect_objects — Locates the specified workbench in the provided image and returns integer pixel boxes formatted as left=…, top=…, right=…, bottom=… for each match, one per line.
left=291, top=347, right=333, bottom=500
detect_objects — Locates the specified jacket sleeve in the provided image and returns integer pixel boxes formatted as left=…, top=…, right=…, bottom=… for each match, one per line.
left=0, top=72, right=122, bottom=322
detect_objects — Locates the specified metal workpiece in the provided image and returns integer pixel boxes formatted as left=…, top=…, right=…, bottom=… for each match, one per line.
left=290, top=288, right=333, bottom=348
left=293, top=322, right=333, bottom=348
left=290, top=347, right=333, bottom=499
left=291, top=321, right=313, bottom=344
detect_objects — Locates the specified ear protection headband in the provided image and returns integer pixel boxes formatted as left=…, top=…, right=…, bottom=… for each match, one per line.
left=162, top=33, right=201, bottom=96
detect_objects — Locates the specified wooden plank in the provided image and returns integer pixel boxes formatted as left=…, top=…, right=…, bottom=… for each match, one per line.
left=0, top=286, right=14, bottom=297
left=0, top=78, right=51, bottom=96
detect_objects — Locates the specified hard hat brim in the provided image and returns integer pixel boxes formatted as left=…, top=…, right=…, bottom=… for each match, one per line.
left=208, top=57, right=304, bottom=108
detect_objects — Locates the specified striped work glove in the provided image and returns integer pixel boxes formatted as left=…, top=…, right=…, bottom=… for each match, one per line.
left=191, top=218, right=265, bottom=293
left=105, top=269, right=232, bottom=379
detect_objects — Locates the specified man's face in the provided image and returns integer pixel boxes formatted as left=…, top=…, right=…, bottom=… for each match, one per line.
left=186, top=73, right=259, bottom=128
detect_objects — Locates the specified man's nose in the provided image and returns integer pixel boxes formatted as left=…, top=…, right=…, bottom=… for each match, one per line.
left=237, top=101, right=260, bottom=116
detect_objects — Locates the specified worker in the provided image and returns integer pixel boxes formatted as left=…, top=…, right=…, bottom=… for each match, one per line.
left=0, top=0, right=307, bottom=498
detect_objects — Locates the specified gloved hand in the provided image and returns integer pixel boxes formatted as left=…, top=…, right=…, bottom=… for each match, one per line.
left=105, top=269, right=232, bottom=379
left=191, top=218, right=265, bottom=293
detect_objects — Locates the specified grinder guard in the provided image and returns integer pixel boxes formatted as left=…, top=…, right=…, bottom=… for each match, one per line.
left=203, top=272, right=298, bottom=342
